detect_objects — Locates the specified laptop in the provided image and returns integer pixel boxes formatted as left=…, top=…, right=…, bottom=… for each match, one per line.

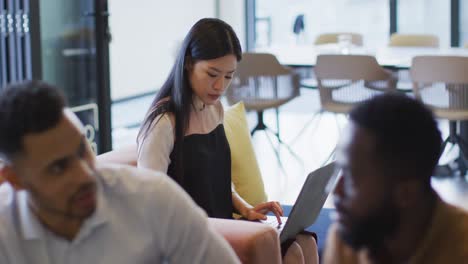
left=262, top=162, right=340, bottom=243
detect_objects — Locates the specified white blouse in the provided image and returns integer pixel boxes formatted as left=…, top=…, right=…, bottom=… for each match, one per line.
left=137, top=95, right=237, bottom=192
left=137, top=95, right=222, bottom=170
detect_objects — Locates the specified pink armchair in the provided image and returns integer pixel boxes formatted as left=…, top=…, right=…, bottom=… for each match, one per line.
left=97, top=145, right=282, bottom=264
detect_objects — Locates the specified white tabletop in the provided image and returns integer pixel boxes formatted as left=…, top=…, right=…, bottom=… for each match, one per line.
left=255, top=44, right=468, bottom=69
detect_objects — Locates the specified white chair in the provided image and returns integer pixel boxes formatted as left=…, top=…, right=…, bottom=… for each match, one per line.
left=315, top=55, right=396, bottom=113
left=226, top=53, right=301, bottom=165
left=388, top=33, right=440, bottom=93
left=300, top=33, right=364, bottom=133
left=293, top=55, right=397, bottom=164
left=411, top=56, right=468, bottom=176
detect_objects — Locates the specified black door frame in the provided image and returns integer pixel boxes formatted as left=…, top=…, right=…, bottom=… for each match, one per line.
left=29, top=0, right=112, bottom=153
left=94, top=0, right=112, bottom=153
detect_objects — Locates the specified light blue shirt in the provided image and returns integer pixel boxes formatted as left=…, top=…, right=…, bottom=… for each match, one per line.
left=0, top=164, right=240, bottom=264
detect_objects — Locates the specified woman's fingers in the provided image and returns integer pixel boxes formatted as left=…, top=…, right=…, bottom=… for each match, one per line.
left=253, top=201, right=284, bottom=224
left=269, top=206, right=283, bottom=224
left=247, top=210, right=267, bottom=221
left=272, top=201, right=283, bottom=216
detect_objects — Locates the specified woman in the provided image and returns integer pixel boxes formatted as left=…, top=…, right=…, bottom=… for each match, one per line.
left=137, top=18, right=317, bottom=263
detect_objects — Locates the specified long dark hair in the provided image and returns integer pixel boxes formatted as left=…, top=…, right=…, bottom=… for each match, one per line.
left=137, top=18, right=242, bottom=185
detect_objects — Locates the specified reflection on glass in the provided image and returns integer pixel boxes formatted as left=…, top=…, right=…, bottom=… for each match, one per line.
left=39, top=0, right=97, bottom=106
left=39, top=0, right=100, bottom=152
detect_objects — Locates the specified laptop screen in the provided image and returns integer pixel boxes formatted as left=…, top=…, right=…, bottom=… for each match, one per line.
left=279, top=162, right=340, bottom=243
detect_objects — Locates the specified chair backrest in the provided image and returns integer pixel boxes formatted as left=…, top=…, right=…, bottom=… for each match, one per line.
left=411, top=56, right=468, bottom=115
left=389, top=33, right=439, bottom=48
left=315, top=54, right=391, bottom=81
left=411, top=56, right=468, bottom=84
left=236, top=53, right=290, bottom=78
left=314, top=33, right=363, bottom=46
left=226, top=53, right=300, bottom=110
left=315, top=55, right=395, bottom=113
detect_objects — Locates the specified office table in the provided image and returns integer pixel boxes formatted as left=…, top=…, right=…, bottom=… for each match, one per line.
left=255, top=44, right=468, bottom=69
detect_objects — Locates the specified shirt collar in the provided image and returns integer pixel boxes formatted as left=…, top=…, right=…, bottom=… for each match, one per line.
left=18, top=190, right=43, bottom=240
left=73, top=182, right=109, bottom=243
left=18, top=178, right=110, bottom=241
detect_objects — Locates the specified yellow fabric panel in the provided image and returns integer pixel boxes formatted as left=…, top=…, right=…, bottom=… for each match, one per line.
left=224, top=102, right=268, bottom=206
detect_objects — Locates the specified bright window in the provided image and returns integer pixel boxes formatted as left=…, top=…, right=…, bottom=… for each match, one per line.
left=398, top=0, right=450, bottom=48
left=255, top=0, right=389, bottom=49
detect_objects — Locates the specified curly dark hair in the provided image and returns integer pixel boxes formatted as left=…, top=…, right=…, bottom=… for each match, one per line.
left=350, top=93, right=442, bottom=188
left=0, top=80, right=66, bottom=161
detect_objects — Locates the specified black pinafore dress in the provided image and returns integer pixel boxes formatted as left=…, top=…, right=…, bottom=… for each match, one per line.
left=168, top=124, right=233, bottom=219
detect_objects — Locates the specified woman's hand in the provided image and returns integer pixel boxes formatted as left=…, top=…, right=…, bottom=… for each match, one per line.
left=243, top=201, right=284, bottom=224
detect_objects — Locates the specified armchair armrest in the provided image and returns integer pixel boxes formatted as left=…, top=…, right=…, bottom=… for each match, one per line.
left=96, top=145, right=137, bottom=166
left=209, top=218, right=281, bottom=264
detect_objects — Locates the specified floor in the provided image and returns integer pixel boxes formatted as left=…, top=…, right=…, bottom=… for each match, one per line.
left=112, top=88, right=468, bottom=211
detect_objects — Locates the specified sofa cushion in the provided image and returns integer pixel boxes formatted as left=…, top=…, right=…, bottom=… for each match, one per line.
left=224, top=102, right=268, bottom=206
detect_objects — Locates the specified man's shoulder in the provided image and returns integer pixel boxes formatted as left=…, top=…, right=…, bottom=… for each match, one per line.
left=425, top=200, right=468, bottom=261
left=95, top=164, right=206, bottom=225
left=97, top=164, right=170, bottom=189
left=323, top=223, right=363, bottom=264
left=96, top=164, right=175, bottom=194
left=441, top=201, right=468, bottom=239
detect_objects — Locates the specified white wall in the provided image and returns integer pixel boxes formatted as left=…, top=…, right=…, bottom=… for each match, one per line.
left=109, top=0, right=215, bottom=100
left=219, top=0, right=246, bottom=50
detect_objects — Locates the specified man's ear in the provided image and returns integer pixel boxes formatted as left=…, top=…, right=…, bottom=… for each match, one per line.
left=0, top=165, right=24, bottom=190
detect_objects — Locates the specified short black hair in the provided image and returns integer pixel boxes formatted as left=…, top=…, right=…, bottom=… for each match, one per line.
left=0, top=80, right=66, bottom=161
left=350, top=93, right=442, bottom=187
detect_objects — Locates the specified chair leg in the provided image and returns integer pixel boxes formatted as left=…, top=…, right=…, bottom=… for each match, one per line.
left=439, top=136, right=452, bottom=159
left=436, top=121, right=468, bottom=178
left=456, top=135, right=468, bottom=160
left=322, top=145, right=336, bottom=167
left=437, top=121, right=457, bottom=169
left=455, top=135, right=468, bottom=177
left=251, top=111, right=267, bottom=136
left=249, top=109, right=304, bottom=169
left=265, top=126, right=304, bottom=167
left=263, top=127, right=287, bottom=175
left=456, top=156, right=467, bottom=177
left=276, top=108, right=280, bottom=139
left=289, top=109, right=324, bottom=146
